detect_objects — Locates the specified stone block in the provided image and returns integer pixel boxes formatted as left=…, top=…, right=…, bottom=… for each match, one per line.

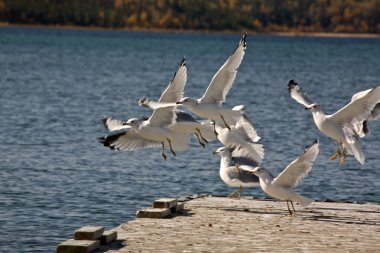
left=56, top=239, right=99, bottom=253
left=153, top=198, right=178, bottom=209
left=136, top=208, right=171, bottom=218
left=175, top=202, right=185, bottom=213
left=99, top=230, right=117, bottom=245
left=74, top=226, right=104, bottom=240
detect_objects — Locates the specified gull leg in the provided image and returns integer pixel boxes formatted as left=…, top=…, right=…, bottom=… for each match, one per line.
left=228, top=186, right=243, bottom=199
left=329, top=142, right=342, bottom=160
left=290, top=201, right=296, bottom=216
left=196, top=128, right=208, bottom=143
left=286, top=201, right=292, bottom=215
left=220, top=115, right=231, bottom=130
left=212, top=120, right=218, bottom=136
left=194, top=133, right=206, bottom=149
left=235, top=165, right=241, bottom=174
left=166, top=138, right=176, bottom=156
left=340, top=148, right=347, bottom=166
left=161, top=142, right=167, bottom=161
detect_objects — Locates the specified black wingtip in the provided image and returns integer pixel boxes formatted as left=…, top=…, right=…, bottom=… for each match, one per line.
left=180, top=56, right=186, bottom=66
left=287, top=79, right=298, bottom=91
left=241, top=32, right=247, bottom=47
left=304, top=138, right=319, bottom=152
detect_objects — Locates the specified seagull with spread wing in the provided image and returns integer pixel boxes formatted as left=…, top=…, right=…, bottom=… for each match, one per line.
left=141, top=33, right=247, bottom=129
left=246, top=139, right=319, bottom=215
left=288, top=79, right=380, bottom=165
left=213, top=146, right=260, bottom=198
left=99, top=58, right=190, bottom=160
left=211, top=110, right=264, bottom=164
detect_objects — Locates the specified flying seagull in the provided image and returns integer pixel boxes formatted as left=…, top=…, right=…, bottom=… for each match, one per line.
left=246, top=139, right=319, bottom=215
left=138, top=97, right=216, bottom=148
left=99, top=58, right=190, bottom=160
left=211, top=109, right=264, bottom=164
left=141, top=33, right=248, bottom=128
left=288, top=79, right=380, bottom=165
left=213, top=146, right=260, bottom=198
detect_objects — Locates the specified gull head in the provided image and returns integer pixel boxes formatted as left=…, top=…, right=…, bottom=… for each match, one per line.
left=176, top=97, right=198, bottom=107
left=305, top=103, right=321, bottom=112
left=212, top=146, right=232, bottom=156
left=246, top=167, right=267, bottom=178
left=124, top=118, right=142, bottom=129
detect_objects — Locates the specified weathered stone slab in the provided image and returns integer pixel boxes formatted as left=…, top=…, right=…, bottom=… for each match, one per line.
left=174, top=202, right=185, bottom=213
left=136, top=208, right=171, bottom=218
left=113, top=196, right=380, bottom=252
left=74, top=226, right=104, bottom=240
left=153, top=198, right=178, bottom=209
left=56, top=239, right=99, bottom=253
left=99, top=230, right=117, bottom=245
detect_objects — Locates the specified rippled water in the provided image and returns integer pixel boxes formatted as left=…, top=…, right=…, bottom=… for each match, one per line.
left=0, top=27, right=379, bottom=252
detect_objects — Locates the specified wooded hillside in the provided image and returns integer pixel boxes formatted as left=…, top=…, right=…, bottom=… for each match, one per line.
left=0, top=0, right=379, bottom=33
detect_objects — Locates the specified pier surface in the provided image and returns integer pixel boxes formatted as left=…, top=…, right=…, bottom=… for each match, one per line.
left=109, top=196, right=379, bottom=252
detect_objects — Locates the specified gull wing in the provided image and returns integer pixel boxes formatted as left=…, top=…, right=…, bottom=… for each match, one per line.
left=199, top=33, right=246, bottom=105
left=234, top=114, right=261, bottom=142
left=330, top=85, right=380, bottom=125
left=102, top=115, right=130, bottom=131
left=351, top=88, right=380, bottom=121
left=273, top=139, right=319, bottom=188
left=149, top=58, right=187, bottom=126
left=99, top=130, right=160, bottom=151
left=288, top=80, right=315, bottom=108
left=231, top=146, right=260, bottom=167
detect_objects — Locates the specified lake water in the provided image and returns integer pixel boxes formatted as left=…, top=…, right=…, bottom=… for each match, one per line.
left=0, top=27, right=379, bottom=252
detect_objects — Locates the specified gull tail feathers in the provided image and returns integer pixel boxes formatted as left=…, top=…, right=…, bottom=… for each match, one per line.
left=346, top=140, right=365, bottom=165
left=294, top=194, right=313, bottom=207
left=343, top=125, right=365, bottom=164
left=170, top=132, right=191, bottom=152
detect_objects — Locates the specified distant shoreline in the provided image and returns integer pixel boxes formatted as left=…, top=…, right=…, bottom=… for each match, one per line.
left=1, top=23, right=379, bottom=38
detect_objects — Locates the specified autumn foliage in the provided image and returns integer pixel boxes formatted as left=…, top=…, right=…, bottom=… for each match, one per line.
left=0, top=0, right=379, bottom=33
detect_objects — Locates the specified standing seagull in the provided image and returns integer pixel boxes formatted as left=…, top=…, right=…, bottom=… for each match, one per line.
left=213, top=146, right=260, bottom=198
left=211, top=111, right=264, bottom=164
left=141, top=33, right=247, bottom=128
left=246, top=139, right=319, bottom=215
left=288, top=80, right=380, bottom=165
left=99, top=58, right=190, bottom=160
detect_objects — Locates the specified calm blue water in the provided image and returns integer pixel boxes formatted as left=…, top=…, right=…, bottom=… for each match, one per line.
left=0, top=27, right=379, bottom=252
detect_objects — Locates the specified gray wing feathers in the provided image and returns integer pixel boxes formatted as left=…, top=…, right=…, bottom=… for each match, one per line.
left=273, top=139, right=319, bottom=188
left=331, top=84, right=380, bottom=124
left=200, top=34, right=246, bottom=104
left=288, top=80, right=315, bottom=108
left=149, top=59, right=187, bottom=126
left=99, top=130, right=161, bottom=151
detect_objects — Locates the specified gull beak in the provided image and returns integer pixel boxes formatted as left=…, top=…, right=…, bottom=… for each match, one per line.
left=304, top=107, right=311, bottom=111
left=212, top=151, right=218, bottom=155
left=123, top=122, right=130, bottom=126
left=176, top=101, right=182, bottom=105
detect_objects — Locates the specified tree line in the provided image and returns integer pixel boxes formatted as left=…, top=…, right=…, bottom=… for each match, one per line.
left=0, top=0, right=379, bottom=33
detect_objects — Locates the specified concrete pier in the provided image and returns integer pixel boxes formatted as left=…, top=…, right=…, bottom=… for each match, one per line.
left=106, top=196, right=379, bottom=252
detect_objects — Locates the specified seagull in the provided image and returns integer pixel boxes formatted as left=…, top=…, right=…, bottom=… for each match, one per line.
left=213, top=146, right=260, bottom=198
left=138, top=97, right=216, bottom=148
left=141, top=33, right=248, bottom=129
left=246, top=139, right=319, bottom=215
left=99, top=58, right=190, bottom=160
left=211, top=109, right=264, bottom=164
left=288, top=79, right=380, bottom=165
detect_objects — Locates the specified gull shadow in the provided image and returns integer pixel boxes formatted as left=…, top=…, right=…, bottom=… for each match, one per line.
left=303, top=214, right=380, bottom=226
left=96, top=240, right=125, bottom=252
